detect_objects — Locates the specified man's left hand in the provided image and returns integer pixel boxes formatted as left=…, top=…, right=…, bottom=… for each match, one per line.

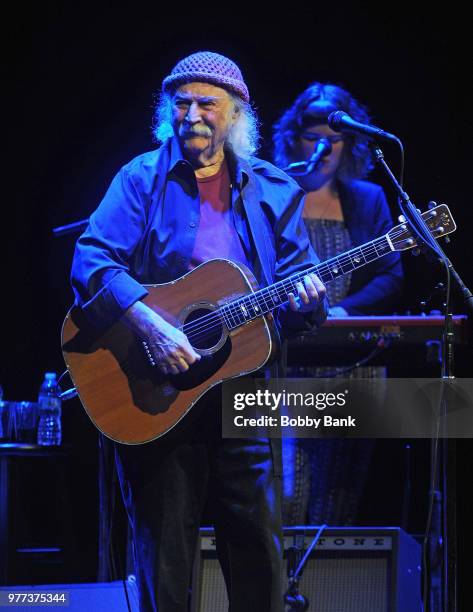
left=287, top=273, right=326, bottom=313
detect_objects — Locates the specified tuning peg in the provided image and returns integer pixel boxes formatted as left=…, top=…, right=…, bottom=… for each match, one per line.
left=443, top=236, right=451, bottom=244
left=398, top=214, right=406, bottom=223
left=412, top=248, right=421, bottom=256
left=428, top=201, right=437, bottom=209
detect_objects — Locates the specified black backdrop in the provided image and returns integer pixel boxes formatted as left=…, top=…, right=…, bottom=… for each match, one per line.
left=3, top=0, right=472, bottom=595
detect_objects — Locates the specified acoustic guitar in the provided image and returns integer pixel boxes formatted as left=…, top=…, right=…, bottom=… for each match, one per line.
left=61, top=204, right=455, bottom=444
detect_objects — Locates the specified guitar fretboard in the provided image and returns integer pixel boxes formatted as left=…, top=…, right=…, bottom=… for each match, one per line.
left=220, top=235, right=393, bottom=330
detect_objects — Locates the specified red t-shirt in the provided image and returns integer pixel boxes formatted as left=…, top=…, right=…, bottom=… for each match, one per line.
left=189, top=161, right=250, bottom=270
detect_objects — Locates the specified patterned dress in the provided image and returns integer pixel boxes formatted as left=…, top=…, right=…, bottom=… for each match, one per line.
left=282, top=218, right=383, bottom=526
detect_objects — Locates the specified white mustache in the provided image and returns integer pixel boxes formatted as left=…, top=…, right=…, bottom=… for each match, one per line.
left=180, top=126, right=212, bottom=138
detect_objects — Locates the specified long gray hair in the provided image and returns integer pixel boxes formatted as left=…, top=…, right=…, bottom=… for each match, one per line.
left=152, top=90, right=260, bottom=159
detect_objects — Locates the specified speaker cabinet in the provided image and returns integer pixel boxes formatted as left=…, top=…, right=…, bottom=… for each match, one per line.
left=191, top=526, right=421, bottom=612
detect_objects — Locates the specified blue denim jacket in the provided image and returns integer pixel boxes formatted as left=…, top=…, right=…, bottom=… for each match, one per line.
left=71, top=136, right=328, bottom=331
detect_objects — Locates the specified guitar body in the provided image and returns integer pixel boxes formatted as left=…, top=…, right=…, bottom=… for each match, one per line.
left=62, top=259, right=279, bottom=444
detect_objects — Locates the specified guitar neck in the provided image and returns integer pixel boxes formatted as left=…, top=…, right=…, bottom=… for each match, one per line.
left=220, top=234, right=393, bottom=330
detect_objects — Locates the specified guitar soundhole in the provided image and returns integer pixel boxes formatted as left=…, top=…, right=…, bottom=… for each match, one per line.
left=184, top=308, right=223, bottom=351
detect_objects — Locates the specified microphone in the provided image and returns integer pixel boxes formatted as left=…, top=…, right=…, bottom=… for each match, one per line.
left=284, top=138, right=332, bottom=175
left=328, top=110, right=398, bottom=142
left=305, top=137, right=332, bottom=173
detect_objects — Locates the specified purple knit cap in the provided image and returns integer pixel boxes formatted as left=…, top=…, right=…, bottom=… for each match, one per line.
left=162, top=51, right=250, bottom=102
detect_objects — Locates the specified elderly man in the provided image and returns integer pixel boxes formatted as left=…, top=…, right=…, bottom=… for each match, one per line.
left=71, top=51, right=327, bottom=612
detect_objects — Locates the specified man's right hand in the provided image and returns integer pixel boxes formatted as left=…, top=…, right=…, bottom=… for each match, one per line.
left=123, top=301, right=201, bottom=375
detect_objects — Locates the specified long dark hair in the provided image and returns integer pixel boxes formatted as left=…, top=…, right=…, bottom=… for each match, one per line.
left=273, top=82, right=374, bottom=181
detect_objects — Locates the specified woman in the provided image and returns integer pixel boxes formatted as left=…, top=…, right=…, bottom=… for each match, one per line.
left=273, top=83, right=403, bottom=525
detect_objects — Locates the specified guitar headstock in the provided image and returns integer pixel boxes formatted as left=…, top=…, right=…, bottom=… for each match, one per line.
left=387, top=204, right=456, bottom=252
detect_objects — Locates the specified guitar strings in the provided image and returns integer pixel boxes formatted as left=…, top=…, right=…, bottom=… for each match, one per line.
left=181, top=221, right=434, bottom=344
left=181, top=233, right=399, bottom=342
left=182, top=229, right=410, bottom=343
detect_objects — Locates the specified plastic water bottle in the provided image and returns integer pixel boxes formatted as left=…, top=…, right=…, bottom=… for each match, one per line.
left=37, top=373, right=62, bottom=446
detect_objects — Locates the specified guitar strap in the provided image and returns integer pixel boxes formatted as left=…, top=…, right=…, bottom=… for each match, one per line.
left=237, top=161, right=275, bottom=289
left=237, top=160, right=284, bottom=367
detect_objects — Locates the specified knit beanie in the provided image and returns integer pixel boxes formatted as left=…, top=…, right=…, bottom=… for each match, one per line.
left=162, top=51, right=250, bottom=102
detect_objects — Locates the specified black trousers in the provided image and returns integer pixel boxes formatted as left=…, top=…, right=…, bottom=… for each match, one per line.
left=115, top=389, right=283, bottom=612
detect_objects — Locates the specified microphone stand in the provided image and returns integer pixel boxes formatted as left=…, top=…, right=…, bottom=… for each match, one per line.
left=284, top=525, right=327, bottom=611
left=52, top=219, right=89, bottom=237
left=370, top=143, right=472, bottom=612
left=370, top=145, right=473, bottom=314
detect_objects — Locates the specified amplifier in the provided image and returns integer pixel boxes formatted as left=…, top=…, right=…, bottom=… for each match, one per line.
left=191, top=526, right=422, bottom=612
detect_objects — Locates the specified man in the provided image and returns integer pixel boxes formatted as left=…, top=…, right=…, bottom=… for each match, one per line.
left=71, top=51, right=327, bottom=612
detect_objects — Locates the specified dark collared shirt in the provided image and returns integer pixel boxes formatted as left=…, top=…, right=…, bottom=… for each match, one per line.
left=71, top=136, right=327, bottom=330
